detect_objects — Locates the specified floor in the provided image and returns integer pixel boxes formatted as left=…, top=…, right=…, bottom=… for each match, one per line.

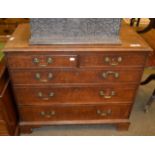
left=22, top=69, right=155, bottom=136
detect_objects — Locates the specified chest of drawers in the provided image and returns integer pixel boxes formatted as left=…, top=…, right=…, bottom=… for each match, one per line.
left=0, top=58, right=18, bottom=135
left=3, top=23, right=152, bottom=134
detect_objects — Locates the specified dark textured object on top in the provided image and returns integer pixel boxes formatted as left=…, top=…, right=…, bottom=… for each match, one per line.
left=30, top=18, right=121, bottom=45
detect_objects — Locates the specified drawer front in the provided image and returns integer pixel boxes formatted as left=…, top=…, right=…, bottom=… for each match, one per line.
left=7, top=54, right=78, bottom=69
left=14, top=86, right=136, bottom=105
left=10, top=69, right=142, bottom=85
left=19, top=104, right=131, bottom=122
left=80, top=54, right=146, bottom=67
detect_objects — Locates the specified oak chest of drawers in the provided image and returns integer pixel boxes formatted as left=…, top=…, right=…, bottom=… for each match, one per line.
left=0, top=58, right=18, bottom=135
left=3, top=23, right=152, bottom=134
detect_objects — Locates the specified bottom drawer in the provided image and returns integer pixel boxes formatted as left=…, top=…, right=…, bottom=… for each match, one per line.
left=19, top=104, right=131, bottom=122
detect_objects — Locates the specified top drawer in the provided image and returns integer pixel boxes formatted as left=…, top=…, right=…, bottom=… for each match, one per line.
left=6, top=54, right=78, bottom=69
left=80, top=53, right=147, bottom=68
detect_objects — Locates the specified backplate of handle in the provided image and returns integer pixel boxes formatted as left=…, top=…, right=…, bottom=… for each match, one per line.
left=33, top=57, right=53, bottom=67
left=35, top=73, right=53, bottom=82
left=40, top=111, right=56, bottom=118
left=38, top=92, right=55, bottom=100
left=104, top=56, right=122, bottom=66
left=99, top=90, right=115, bottom=99
left=102, top=71, right=119, bottom=79
left=96, top=109, right=112, bottom=116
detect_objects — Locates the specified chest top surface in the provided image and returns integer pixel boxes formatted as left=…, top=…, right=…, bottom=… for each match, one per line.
left=3, top=22, right=152, bottom=53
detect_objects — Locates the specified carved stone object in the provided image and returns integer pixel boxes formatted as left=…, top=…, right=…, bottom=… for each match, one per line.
left=30, top=18, right=121, bottom=44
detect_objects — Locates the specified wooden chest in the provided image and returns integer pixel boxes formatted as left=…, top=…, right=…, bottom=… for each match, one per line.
left=3, top=23, right=152, bottom=134
left=0, top=58, right=18, bottom=135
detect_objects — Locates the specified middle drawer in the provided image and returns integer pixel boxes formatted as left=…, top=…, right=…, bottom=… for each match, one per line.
left=10, top=68, right=143, bottom=85
left=14, top=85, right=137, bottom=105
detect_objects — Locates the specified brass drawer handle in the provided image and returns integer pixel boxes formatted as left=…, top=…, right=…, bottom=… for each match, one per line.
left=104, top=56, right=122, bottom=66
left=38, top=92, right=55, bottom=100
left=33, top=57, right=40, bottom=64
left=102, top=71, right=119, bottom=79
left=33, top=57, right=53, bottom=67
left=35, top=73, right=53, bottom=82
left=47, top=57, right=53, bottom=64
left=99, top=90, right=115, bottom=99
left=40, top=111, right=56, bottom=118
left=96, top=109, right=112, bottom=116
